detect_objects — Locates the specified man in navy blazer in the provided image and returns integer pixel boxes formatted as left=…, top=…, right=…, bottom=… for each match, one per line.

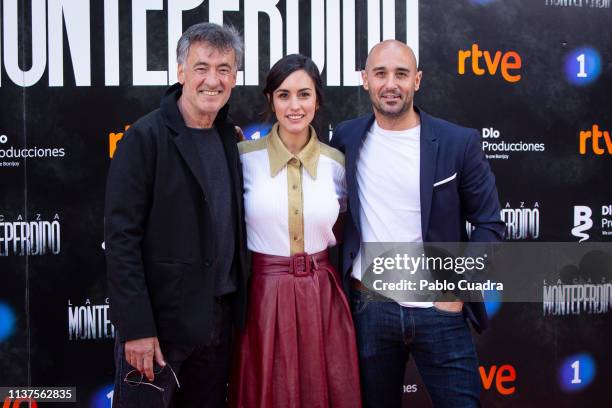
left=331, top=40, right=504, bottom=407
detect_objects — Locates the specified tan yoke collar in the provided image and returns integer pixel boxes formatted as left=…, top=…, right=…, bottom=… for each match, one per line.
left=267, top=122, right=320, bottom=179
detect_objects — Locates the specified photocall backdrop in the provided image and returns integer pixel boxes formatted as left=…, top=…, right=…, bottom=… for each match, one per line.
left=1, top=0, right=611, bottom=406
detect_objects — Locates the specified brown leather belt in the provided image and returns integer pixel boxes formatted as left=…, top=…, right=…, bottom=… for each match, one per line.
left=350, top=278, right=369, bottom=292
left=252, top=250, right=330, bottom=277
left=351, top=278, right=392, bottom=301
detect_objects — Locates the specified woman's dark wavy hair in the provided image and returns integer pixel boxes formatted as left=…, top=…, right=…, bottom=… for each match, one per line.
left=263, top=54, right=324, bottom=122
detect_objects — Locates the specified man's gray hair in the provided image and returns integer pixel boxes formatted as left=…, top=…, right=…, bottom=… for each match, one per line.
left=176, top=22, right=243, bottom=69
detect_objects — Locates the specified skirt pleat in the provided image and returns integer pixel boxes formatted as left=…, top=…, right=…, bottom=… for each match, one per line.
left=230, top=250, right=361, bottom=408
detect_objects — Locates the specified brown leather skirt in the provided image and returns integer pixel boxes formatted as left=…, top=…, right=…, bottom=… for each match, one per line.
left=230, top=250, right=361, bottom=408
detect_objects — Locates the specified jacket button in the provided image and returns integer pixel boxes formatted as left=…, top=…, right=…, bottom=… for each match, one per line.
left=350, top=252, right=355, bottom=259
left=204, top=259, right=212, bottom=267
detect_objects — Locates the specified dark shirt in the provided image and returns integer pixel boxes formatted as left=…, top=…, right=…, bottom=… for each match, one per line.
left=188, top=126, right=237, bottom=296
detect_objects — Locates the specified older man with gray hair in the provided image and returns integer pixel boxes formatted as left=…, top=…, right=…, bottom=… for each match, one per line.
left=105, top=22, right=248, bottom=407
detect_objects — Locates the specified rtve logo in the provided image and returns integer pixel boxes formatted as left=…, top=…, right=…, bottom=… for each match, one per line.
left=579, top=125, right=612, bottom=155
left=2, top=399, right=38, bottom=408
left=108, top=125, right=130, bottom=158
left=479, top=364, right=517, bottom=395
left=458, top=44, right=522, bottom=83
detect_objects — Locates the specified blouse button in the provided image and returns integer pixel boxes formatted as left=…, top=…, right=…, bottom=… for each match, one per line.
left=294, top=209, right=299, bottom=215
left=293, top=235, right=299, bottom=241
left=292, top=185, right=298, bottom=190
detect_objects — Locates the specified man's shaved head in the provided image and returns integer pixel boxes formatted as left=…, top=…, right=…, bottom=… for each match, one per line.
left=365, top=40, right=418, bottom=71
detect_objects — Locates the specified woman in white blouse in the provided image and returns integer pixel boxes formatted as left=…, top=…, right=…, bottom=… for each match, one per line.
left=230, top=54, right=361, bottom=407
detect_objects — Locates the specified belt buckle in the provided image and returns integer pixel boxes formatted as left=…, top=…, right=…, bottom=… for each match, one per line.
left=291, top=253, right=310, bottom=277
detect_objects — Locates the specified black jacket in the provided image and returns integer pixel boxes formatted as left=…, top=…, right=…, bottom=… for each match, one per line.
left=105, top=83, right=248, bottom=343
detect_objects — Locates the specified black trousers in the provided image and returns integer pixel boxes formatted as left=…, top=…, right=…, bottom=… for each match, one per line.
left=112, top=296, right=233, bottom=408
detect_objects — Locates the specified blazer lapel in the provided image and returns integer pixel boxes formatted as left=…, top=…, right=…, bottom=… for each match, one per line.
left=419, top=110, right=438, bottom=241
left=217, top=123, right=243, bottom=216
left=172, top=131, right=210, bottom=197
left=345, top=114, right=376, bottom=234
left=161, top=84, right=211, bottom=198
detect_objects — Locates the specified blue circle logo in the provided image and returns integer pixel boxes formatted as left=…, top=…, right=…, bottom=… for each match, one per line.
left=564, top=47, right=602, bottom=86
left=0, top=302, right=16, bottom=342
left=243, top=123, right=273, bottom=141
left=470, top=0, right=499, bottom=4
left=89, top=384, right=114, bottom=408
left=483, top=286, right=502, bottom=318
left=558, top=353, right=596, bottom=392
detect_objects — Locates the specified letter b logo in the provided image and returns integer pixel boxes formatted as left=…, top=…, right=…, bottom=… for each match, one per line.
left=572, top=206, right=593, bottom=242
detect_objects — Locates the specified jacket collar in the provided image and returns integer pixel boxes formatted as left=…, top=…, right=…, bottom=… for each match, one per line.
left=159, top=83, right=237, bottom=209
left=414, top=106, right=436, bottom=142
left=267, top=123, right=320, bottom=179
left=160, top=82, right=230, bottom=133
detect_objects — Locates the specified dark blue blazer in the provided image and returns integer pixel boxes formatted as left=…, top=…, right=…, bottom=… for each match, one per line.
left=330, top=107, right=505, bottom=333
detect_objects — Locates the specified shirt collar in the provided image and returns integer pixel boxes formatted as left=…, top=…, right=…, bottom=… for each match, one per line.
left=267, top=122, right=320, bottom=179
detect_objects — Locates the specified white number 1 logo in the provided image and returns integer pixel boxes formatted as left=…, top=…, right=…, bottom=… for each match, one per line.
left=571, top=360, right=582, bottom=384
left=106, top=390, right=114, bottom=405
left=577, top=54, right=587, bottom=78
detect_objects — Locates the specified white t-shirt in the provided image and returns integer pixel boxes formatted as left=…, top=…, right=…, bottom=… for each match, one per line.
left=352, top=121, right=433, bottom=308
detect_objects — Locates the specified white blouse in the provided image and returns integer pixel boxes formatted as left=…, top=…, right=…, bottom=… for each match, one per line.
left=238, top=123, right=346, bottom=257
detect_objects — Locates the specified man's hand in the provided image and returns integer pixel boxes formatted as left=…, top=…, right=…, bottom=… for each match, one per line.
left=124, top=337, right=165, bottom=381
left=433, top=300, right=464, bottom=313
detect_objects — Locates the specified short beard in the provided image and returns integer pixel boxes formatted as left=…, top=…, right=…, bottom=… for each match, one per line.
left=372, top=99, right=410, bottom=118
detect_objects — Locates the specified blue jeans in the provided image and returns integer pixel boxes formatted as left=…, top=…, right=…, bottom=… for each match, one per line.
left=351, top=289, right=481, bottom=408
